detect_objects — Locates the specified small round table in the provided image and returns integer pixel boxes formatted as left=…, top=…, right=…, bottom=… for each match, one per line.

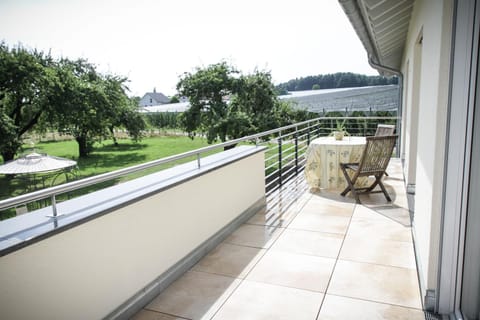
left=304, top=136, right=366, bottom=190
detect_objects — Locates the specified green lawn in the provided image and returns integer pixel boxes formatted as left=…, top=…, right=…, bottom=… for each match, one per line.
left=0, top=136, right=213, bottom=219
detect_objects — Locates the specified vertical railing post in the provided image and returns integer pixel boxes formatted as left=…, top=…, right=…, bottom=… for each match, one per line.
left=307, top=122, right=311, bottom=145
left=295, top=128, right=299, bottom=175
left=278, top=133, right=282, bottom=187
left=197, top=153, right=201, bottom=168
left=319, top=118, right=324, bottom=138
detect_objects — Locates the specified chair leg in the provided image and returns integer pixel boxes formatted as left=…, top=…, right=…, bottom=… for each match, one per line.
left=340, top=167, right=360, bottom=203
left=376, top=175, right=392, bottom=202
left=340, top=186, right=350, bottom=196
left=340, top=166, right=351, bottom=196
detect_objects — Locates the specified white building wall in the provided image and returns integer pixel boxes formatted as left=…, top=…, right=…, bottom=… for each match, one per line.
left=401, top=0, right=454, bottom=301
left=139, top=94, right=156, bottom=107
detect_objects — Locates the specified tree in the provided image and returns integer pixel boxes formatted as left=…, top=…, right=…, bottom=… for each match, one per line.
left=0, top=43, right=58, bottom=162
left=0, top=43, right=145, bottom=161
left=102, top=75, right=145, bottom=146
left=169, top=95, right=180, bottom=103
left=52, top=59, right=145, bottom=157
left=176, top=62, right=239, bottom=143
left=229, top=70, right=282, bottom=136
left=275, top=72, right=398, bottom=92
left=177, top=62, right=309, bottom=144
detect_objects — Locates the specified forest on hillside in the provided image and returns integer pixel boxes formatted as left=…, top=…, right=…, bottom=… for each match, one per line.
left=276, top=72, right=398, bottom=93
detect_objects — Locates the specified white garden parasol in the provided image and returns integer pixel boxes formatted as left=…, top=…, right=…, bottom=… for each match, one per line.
left=0, top=153, right=77, bottom=175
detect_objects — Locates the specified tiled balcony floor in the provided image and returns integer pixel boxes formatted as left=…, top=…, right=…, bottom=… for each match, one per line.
left=131, top=159, right=424, bottom=320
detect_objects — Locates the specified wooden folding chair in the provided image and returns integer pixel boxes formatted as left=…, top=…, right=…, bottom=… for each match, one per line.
left=340, top=135, right=397, bottom=203
left=374, top=124, right=395, bottom=176
left=375, top=124, right=395, bottom=136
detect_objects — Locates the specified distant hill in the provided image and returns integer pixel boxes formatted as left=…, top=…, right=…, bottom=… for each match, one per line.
left=276, top=72, right=398, bottom=94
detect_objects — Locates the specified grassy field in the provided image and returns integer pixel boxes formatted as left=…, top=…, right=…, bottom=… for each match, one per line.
left=0, top=136, right=213, bottom=219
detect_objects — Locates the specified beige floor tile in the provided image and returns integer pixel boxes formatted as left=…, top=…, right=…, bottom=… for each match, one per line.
left=223, top=224, right=284, bottom=249
left=288, top=210, right=352, bottom=234
left=328, top=260, right=422, bottom=309
left=246, top=250, right=336, bottom=292
left=308, top=190, right=357, bottom=204
left=302, top=201, right=353, bottom=218
left=340, top=235, right=416, bottom=269
left=300, top=200, right=354, bottom=217
left=212, top=280, right=323, bottom=320
left=363, top=186, right=410, bottom=211
left=360, top=205, right=411, bottom=227
left=146, top=271, right=241, bottom=320
left=317, top=294, right=425, bottom=320
left=130, top=309, right=184, bottom=320
left=353, top=205, right=402, bottom=220
left=247, top=207, right=297, bottom=228
left=192, top=243, right=266, bottom=278
left=271, top=228, right=343, bottom=258
left=267, top=185, right=310, bottom=210
left=355, top=188, right=398, bottom=205
left=348, top=206, right=412, bottom=242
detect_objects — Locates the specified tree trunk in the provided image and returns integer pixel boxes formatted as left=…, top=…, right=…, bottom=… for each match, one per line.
left=76, top=135, right=90, bottom=158
left=109, top=126, right=118, bottom=146
left=1, top=150, right=16, bottom=163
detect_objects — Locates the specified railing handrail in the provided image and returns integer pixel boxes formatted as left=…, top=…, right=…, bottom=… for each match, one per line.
left=0, top=115, right=399, bottom=211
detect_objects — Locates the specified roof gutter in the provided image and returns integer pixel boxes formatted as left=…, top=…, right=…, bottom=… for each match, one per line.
left=368, top=55, right=404, bottom=159
left=368, top=54, right=403, bottom=77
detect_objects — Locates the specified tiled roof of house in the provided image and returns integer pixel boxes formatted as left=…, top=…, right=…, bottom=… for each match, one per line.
left=145, top=92, right=170, bottom=104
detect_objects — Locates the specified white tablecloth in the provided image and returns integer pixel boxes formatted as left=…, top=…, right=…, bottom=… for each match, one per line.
left=304, top=136, right=366, bottom=190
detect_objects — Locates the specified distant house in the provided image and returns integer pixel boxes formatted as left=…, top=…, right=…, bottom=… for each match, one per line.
left=138, top=89, right=170, bottom=107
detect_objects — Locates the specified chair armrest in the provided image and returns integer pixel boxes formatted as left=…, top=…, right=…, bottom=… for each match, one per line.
left=340, top=162, right=359, bottom=167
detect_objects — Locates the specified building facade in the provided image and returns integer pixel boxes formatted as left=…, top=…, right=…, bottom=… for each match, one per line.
left=340, top=0, right=480, bottom=317
left=138, top=90, right=170, bottom=107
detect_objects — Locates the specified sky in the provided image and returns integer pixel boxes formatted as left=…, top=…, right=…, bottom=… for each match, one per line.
left=0, top=0, right=377, bottom=97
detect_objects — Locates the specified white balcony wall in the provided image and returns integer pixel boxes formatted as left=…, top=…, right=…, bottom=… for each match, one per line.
left=401, top=0, right=454, bottom=299
left=0, top=149, right=265, bottom=320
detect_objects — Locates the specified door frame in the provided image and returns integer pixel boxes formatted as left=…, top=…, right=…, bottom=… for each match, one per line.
left=437, top=0, right=479, bottom=315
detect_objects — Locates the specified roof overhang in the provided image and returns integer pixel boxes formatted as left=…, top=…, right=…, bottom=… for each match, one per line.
left=339, top=0, right=414, bottom=75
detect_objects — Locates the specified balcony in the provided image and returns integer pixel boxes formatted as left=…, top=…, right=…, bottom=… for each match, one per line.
left=0, top=117, right=423, bottom=319
left=130, top=158, right=423, bottom=320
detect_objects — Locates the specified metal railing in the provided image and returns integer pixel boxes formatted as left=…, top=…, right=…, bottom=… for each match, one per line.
left=0, top=116, right=399, bottom=218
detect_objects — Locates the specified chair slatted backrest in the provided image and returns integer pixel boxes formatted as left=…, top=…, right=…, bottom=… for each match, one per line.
left=375, top=124, right=395, bottom=136
left=357, top=135, right=398, bottom=176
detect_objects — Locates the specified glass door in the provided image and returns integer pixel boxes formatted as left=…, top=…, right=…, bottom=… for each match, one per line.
left=460, top=19, right=480, bottom=319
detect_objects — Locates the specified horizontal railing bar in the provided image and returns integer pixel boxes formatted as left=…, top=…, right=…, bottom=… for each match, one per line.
left=265, top=180, right=279, bottom=193
left=297, top=132, right=310, bottom=140
left=281, top=152, right=296, bottom=162
left=280, top=161, right=298, bottom=174
left=1, top=115, right=399, bottom=211
left=281, top=145, right=297, bottom=155
left=266, top=175, right=306, bottom=201
left=265, top=163, right=279, bottom=173
left=267, top=183, right=306, bottom=205
left=265, top=169, right=280, bottom=181
left=264, top=153, right=279, bottom=163
left=298, top=145, right=309, bottom=152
